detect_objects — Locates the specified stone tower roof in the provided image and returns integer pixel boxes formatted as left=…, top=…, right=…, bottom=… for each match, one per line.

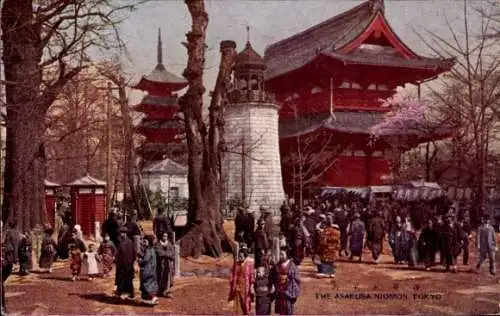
left=236, top=42, right=266, bottom=70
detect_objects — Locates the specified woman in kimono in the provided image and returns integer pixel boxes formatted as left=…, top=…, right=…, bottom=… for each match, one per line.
left=316, top=218, right=340, bottom=277
left=155, top=232, right=175, bottom=297
left=98, top=234, right=116, bottom=277
left=269, top=250, right=301, bottom=315
left=39, top=228, right=57, bottom=273
left=138, top=235, right=159, bottom=305
left=348, top=213, right=366, bottom=262
left=228, top=246, right=255, bottom=315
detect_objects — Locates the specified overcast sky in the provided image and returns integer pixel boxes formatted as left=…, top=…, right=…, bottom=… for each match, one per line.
left=116, top=0, right=485, bottom=104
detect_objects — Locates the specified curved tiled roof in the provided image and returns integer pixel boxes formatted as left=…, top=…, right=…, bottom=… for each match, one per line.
left=142, top=158, right=187, bottom=175
left=66, top=175, right=106, bottom=187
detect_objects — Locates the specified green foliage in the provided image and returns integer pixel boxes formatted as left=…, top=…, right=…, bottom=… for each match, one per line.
left=126, top=186, right=168, bottom=220
left=226, top=194, right=248, bottom=212
left=167, top=196, right=188, bottom=215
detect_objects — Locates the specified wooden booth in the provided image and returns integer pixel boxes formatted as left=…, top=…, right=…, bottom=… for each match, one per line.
left=45, top=180, right=61, bottom=228
left=67, top=175, right=107, bottom=237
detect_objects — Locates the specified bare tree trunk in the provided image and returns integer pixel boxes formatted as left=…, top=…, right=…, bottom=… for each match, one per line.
left=178, top=0, right=236, bottom=258
left=2, top=0, right=47, bottom=230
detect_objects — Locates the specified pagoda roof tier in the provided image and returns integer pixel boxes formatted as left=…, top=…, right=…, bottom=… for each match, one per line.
left=264, top=0, right=454, bottom=82
left=134, top=63, right=188, bottom=92
left=279, top=111, right=453, bottom=141
left=134, top=94, right=180, bottom=115
left=136, top=118, right=183, bottom=130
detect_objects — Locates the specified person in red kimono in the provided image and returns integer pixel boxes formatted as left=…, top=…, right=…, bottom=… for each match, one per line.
left=228, top=246, right=255, bottom=315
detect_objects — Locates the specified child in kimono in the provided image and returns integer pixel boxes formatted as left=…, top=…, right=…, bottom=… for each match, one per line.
left=84, top=243, right=100, bottom=281
left=69, top=228, right=87, bottom=281
left=98, top=234, right=116, bottom=277
left=254, top=266, right=272, bottom=315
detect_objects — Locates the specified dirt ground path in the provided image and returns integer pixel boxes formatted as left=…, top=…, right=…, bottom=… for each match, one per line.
left=5, top=249, right=500, bottom=315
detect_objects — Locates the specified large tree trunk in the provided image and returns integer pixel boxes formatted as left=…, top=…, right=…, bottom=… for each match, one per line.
left=178, top=0, right=236, bottom=258
left=2, top=0, right=47, bottom=230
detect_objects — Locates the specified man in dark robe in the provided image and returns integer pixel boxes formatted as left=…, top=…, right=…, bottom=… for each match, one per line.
left=234, top=207, right=246, bottom=244
left=102, top=212, right=120, bottom=247
left=349, top=213, right=366, bottom=262
left=279, top=207, right=293, bottom=237
left=261, top=207, right=274, bottom=243
left=458, top=218, right=471, bottom=265
left=4, top=220, right=20, bottom=268
left=389, top=217, right=410, bottom=264
left=115, top=226, right=136, bottom=299
left=153, top=207, right=173, bottom=241
left=125, top=212, right=142, bottom=254
left=253, top=219, right=269, bottom=267
left=418, top=219, right=439, bottom=270
left=368, top=211, right=386, bottom=264
left=441, top=216, right=462, bottom=273
left=288, top=218, right=306, bottom=266
left=335, top=208, right=350, bottom=257
left=269, top=250, right=300, bottom=315
left=2, top=226, right=15, bottom=314
left=244, top=209, right=255, bottom=250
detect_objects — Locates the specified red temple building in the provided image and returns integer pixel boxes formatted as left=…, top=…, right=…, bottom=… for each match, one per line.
left=134, top=29, right=188, bottom=164
left=263, top=0, right=455, bottom=196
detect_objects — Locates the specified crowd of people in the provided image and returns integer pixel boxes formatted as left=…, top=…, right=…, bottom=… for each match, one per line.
left=230, top=194, right=498, bottom=315
left=1, top=207, right=177, bottom=314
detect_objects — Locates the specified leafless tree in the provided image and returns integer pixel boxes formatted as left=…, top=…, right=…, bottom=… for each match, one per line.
left=177, top=0, right=236, bottom=257
left=1, top=0, right=145, bottom=230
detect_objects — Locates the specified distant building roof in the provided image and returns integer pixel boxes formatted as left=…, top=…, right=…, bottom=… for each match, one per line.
left=45, top=180, right=61, bottom=187
left=264, top=0, right=453, bottom=80
left=279, top=111, right=452, bottom=139
left=66, top=175, right=106, bottom=187
left=236, top=42, right=266, bottom=70
left=142, top=158, right=187, bottom=175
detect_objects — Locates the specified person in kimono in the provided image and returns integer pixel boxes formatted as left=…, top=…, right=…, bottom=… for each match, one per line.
left=418, top=219, right=439, bottom=270
left=389, top=217, right=410, bottom=264
left=84, top=243, right=100, bottom=280
left=269, top=250, right=300, bottom=315
left=368, top=211, right=386, bottom=264
left=349, top=213, right=366, bottom=262
left=335, top=207, right=350, bottom=257
left=316, top=218, right=340, bottom=277
left=441, top=216, right=462, bottom=273
left=288, top=218, right=306, bottom=266
left=155, top=232, right=175, bottom=297
left=115, top=226, right=136, bottom=300
left=153, top=207, right=173, bottom=241
left=234, top=207, right=247, bottom=244
left=39, top=227, right=57, bottom=273
left=69, top=228, right=87, bottom=280
left=228, top=246, right=255, bottom=315
left=458, top=218, right=471, bottom=265
left=98, top=233, right=117, bottom=277
left=18, top=232, right=32, bottom=276
left=254, top=266, right=272, bottom=315
left=139, top=235, right=159, bottom=305
left=253, top=219, right=269, bottom=267
left=475, top=214, right=497, bottom=275
left=57, top=223, right=72, bottom=260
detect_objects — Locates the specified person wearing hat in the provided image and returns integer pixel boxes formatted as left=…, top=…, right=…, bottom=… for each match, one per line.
left=440, top=215, right=461, bottom=273
left=39, top=227, right=57, bottom=273
left=475, top=214, right=497, bottom=275
left=253, top=219, right=269, bottom=267
left=348, top=213, right=366, bottom=262
left=244, top=208, right=256, bottom=250
left=259, top=206, right=274, bottom=243
left=234, top=207, right=247, bottom=244
left=115, top=226, right=136, bottom=299
left=228, top=245, right=255, bottom=314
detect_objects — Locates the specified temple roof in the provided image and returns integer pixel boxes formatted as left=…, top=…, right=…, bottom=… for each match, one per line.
left=135, top=95, right=179, bottom=108
left=45, top=179, right=61, bottom=187
left=264, top=0, right=453, bottom=80
left=142, top=158, right=187, bottom=175
left=236, top=42, right=266, bottom=70
left=133, top=28, right=187, bottom=91
left=279, top=111, right=452, bottom=139
left=66, top=174, right=106, bottom=187
left=137, top=119, right=182, bottom=129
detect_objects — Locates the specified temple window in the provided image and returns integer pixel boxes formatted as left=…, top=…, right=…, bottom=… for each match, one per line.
left=368, top=84, right=377, bottom=90
left=239, top=78, right=248, bottom=90
left=311, top=86, right=323, bottom=94
left=250, top=77, right=259, bottom=90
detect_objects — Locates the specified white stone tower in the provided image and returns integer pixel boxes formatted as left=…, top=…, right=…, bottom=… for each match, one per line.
left=224, top=41, right=285, bottom=216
